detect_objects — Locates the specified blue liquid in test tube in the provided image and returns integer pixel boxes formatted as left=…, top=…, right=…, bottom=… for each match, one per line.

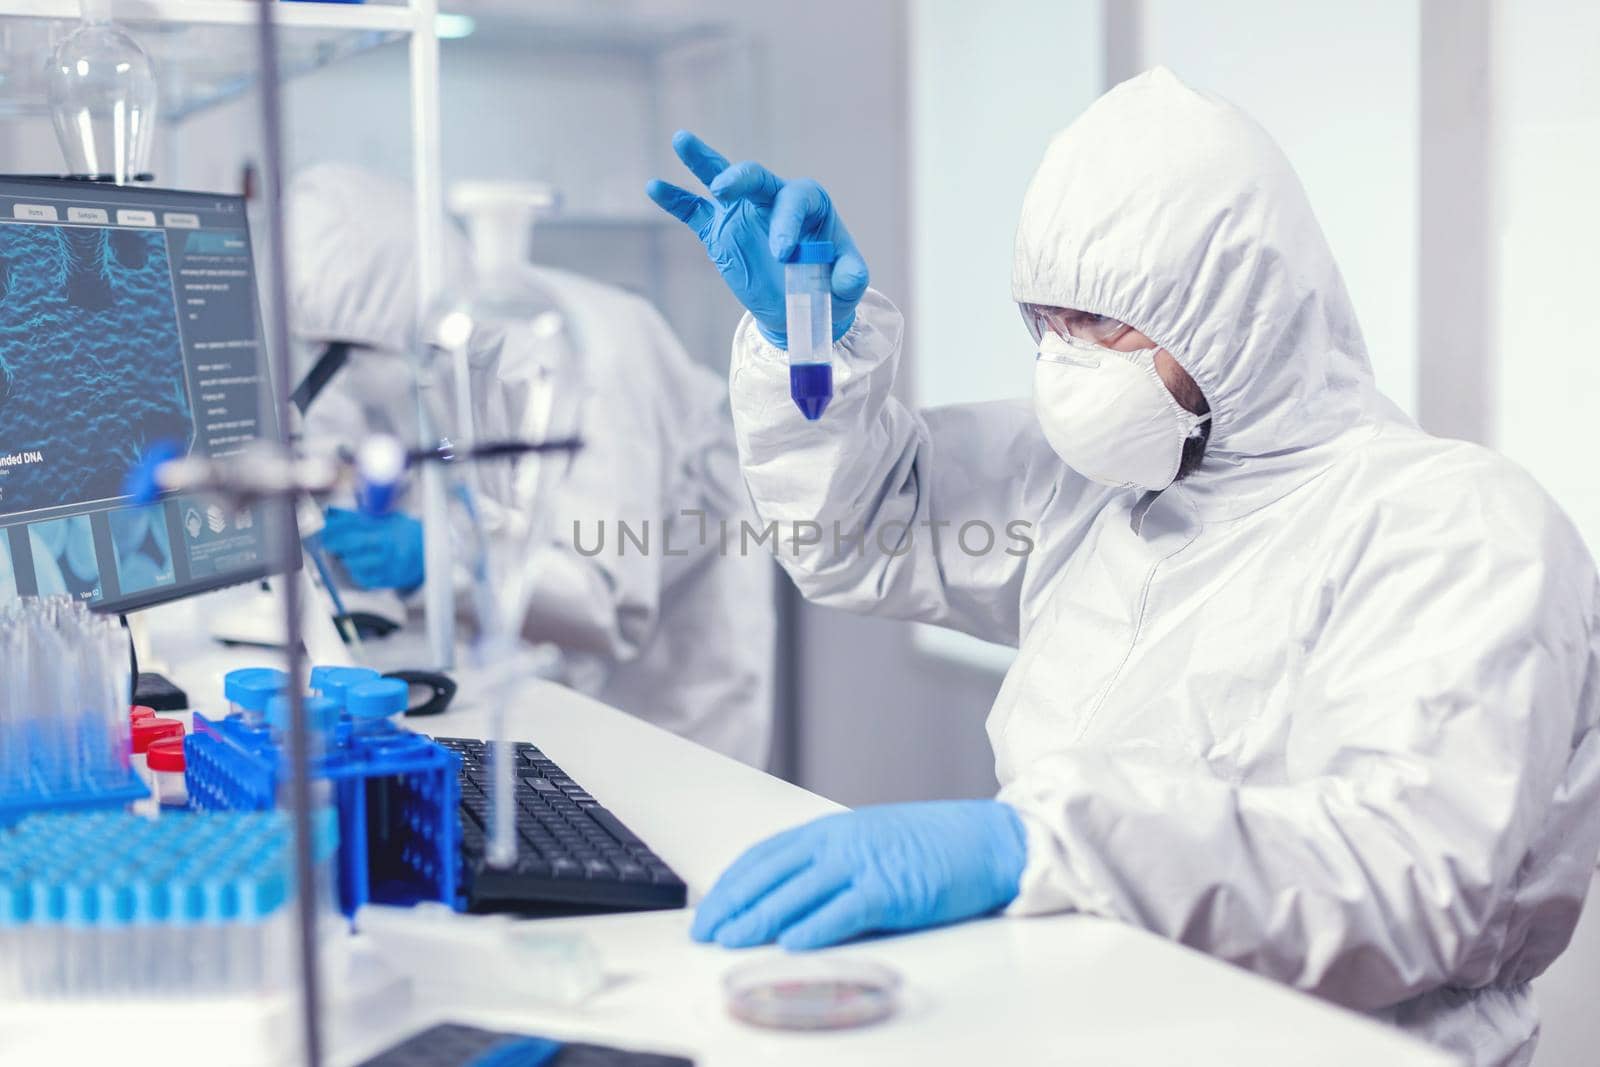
left=785, top=240, right=835, bottom=420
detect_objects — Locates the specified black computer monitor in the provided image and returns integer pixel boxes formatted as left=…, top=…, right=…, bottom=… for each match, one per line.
left=0, top=177, right=290, bottom=614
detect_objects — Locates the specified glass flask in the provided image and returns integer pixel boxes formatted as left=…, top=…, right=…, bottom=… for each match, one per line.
left=419, top=180, right=582, bottom=869
left=46, top=0, right=157, bottom=183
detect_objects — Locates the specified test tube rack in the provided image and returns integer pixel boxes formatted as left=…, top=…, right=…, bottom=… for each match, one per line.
left=0, top=764, right=148, bottom=829
left=184, top=712, right=461, bottom=917
left=0, top=809, right=336, bottom=999
left=1, top=597, right=147, bottom=827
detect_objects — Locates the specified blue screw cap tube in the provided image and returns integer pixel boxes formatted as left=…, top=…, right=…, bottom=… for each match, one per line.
left=264, top=694, right=339, bottom=775
left=785, top=240, right=835, bottom=420
left=263, top=694, right=340, bottom=818
left=344, top=678, right=409, bottom=737
left=265, top=694, right=340, bottom=737
left=224, top=668, right=288, bottom=727
left=309, top=665, right=381, bottom=711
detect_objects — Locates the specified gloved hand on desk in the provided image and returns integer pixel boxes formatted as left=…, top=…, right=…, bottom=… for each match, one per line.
left=646, top=130, right=870, bottom=348
left=691, top=800, right=1027, bottom=950
left=321, top=506, right=425, bottom=593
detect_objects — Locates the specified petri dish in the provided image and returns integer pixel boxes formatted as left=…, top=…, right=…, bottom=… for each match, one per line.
left=723, top=956, right=902, bottom=1031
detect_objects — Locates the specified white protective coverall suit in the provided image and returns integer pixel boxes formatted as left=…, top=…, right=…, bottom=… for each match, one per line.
left=726, top=69, right=1600, bottom=1064
left=288, top=164, right=775, bottom=766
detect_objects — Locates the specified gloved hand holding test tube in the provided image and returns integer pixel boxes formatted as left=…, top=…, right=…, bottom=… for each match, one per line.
left=646, top=130, right=870, bottom=423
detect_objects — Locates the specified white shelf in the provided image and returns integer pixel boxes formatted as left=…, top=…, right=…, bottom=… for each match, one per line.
left=0, top=1, right=420, bottom=120
left=456, top=12, right=731, bottom=55
left=0, top=1, right=419, bottom=32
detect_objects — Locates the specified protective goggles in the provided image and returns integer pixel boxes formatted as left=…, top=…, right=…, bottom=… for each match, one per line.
left=1020, top=303, right=1135, bottom=348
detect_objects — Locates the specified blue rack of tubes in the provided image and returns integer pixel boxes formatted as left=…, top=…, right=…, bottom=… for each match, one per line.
left=184, top=684, right=460, bottom=918
left=0, top=758, right=148, bottom=829
left=0, top=809, right=338, bottom=998
left=0, top=598, right=149, bottom=828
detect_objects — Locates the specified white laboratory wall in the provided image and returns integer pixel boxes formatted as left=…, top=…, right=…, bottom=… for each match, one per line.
left=1142, top=0, right=1421, bottom=416
left=1493, top=4, right=1600, bottom=1063
left=906, top=0, right=1104, bottom=673
left=909, top=0, right=1105, bottom=408
left=1537, top=874, right=1600, bottom=1067
left=1492, top=0, right=1600, bottom=555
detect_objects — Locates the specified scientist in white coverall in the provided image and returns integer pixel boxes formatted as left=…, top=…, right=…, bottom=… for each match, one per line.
left=287, top=164, right=775, bottom=766
left=647, top=69, right=1600, bottom=1064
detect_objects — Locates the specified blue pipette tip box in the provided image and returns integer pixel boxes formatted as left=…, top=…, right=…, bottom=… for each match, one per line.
left=0, top=809, right=334, bottom=927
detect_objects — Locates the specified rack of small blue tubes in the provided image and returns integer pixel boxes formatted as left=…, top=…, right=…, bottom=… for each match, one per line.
left=0, top=809, right=338, bottom=997
left=0, top=597, right=345, bottom=999
left=0, top=593, right=468, bottom=1000
left=0, top=597, right=145, bottom=822
left=186, top=665, right=462, bottom=918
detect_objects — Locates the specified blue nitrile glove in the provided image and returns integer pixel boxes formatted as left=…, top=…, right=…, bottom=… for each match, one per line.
left=467, top=1036, right=562, bottom=1067
left=645, top=130, right=870, bottom=348
left=321, top=507, right=425, bottom=592
left=692, top=800, right=1027, bottom=951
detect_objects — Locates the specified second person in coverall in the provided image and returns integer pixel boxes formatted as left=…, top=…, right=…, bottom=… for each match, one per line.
left=289, top=163, right=776, bottom=767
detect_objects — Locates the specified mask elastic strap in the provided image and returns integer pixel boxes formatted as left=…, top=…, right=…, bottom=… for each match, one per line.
left=1127, top=350, right=1208, bottom=433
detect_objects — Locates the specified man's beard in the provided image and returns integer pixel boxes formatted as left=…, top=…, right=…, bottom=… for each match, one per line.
left=1176, top=420, right=1211, bottom=481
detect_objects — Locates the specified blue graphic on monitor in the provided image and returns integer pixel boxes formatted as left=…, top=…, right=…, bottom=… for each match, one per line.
left=110, top=503, right=174, bottom=595
left=0, top=533, right=15, bottom=604
left=0, top=224, right=193, bottom=516
left=183, top=231, right=247, bottom=256
left=29, top=514, right=100, bottom=601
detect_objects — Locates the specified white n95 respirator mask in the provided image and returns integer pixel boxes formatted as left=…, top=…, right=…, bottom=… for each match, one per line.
left=1032, top=333, right=1209, bottom=491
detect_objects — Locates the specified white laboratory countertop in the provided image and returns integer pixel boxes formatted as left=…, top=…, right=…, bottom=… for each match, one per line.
left=135, top=603, right=1457, bottom=1067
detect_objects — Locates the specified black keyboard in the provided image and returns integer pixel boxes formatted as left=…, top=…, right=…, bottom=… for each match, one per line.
left=360, top=1022, right=693, bottom=1067
left=435, top=737, right=687, bottom=915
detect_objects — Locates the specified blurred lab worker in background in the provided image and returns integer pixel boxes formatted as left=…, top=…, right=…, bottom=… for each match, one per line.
left=286, top=163, right=775, bottom=767
left=648, top=68, right=1600, bottom=1066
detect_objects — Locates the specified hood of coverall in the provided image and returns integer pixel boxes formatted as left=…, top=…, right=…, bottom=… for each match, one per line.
left=1012, top=67, right=1382, bottom=513
left=286, top=162, right=473, bottom=356
left=285, top=163, right=481, bottom=440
